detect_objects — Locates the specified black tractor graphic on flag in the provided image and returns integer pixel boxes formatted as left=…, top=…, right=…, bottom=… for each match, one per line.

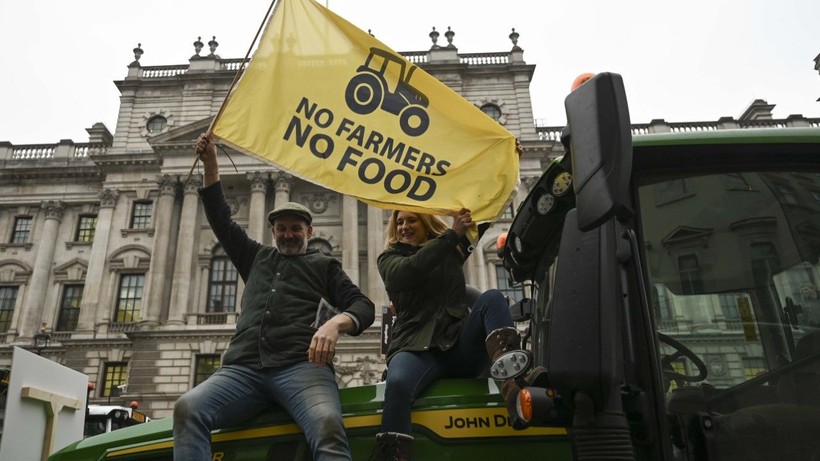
left=345, top=47, right=430, bottom=137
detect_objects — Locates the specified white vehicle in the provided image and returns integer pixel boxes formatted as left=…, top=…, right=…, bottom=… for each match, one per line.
left=84, top=402, right=150, bottom=437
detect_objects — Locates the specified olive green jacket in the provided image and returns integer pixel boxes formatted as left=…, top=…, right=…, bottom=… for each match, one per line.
left=378, top=229, right=469, bottom=363
left=200, top=182, right=375, bottom=368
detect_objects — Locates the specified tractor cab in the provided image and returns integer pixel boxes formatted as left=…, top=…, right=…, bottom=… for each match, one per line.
left=499, top=72, right=820, bottom=460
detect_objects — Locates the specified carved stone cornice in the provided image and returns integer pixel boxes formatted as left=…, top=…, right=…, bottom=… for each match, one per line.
left=157, top=174, right=179, bottom=196
left=41, top=200, right=66, bottom=221
left=98, top=189, right=120, bottom=208
left=272, top=172, right=294, bottom=194
left=247, top=171, right=269, bottom=193
left=184, top=175, right=203, bottom=195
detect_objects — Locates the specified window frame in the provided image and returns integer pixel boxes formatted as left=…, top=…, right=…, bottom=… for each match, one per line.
left=0, top=286, right=19, bottom=333
left=495, top=264, right=525, bottom=301
left=130, top=201, right=153, bottom=229
left=10, top=216, right=33, bottom=244
left=101, top=362, right=128, bottom=398
left=207, top=256, right=238, bottom=314
left=75, top=214, right=98, bottom=242
left=193, top=354, right=221, bottom=387
left=57, top=284, right=84, bottom=331
left=114, top=274, right=144, bottom=324
left=146, top=115, right=167, bottom=134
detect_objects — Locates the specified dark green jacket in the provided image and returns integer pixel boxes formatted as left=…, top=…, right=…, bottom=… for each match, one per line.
left=378, top=229, right=469, bottom=363
left=200, top=182, right=375, bottom=368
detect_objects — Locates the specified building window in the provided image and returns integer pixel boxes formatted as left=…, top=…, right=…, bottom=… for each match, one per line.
left=742, top=356, right=766, bottom=380
left=146, top=116, right=167, bottom=134
left=677, top=254, right=704, bottom=295
left=194, top=354, right=221, bottom=387
left=718, top=293, right=742, bottom=329
left=652, top=284, right=675, bottom=326
left=75, top=215, right=97, bottom=242
left=57, top=284, right=84, bottom=331
left=208, top=256, right=238, bottom=314
left=0, top=286, right=18, bottom=333
left=480, top=103, right=502, bottom=121
left=655, top=179, right=692, bottom=205
left=500, top=204, right=514, bottom=220
left=10, top=217, right=32, bottom=244
left=495, top=265, right=525, bottom=301
left=666, top=359, right=688, bottom=391
left=130, top=201, right=153, bottom=229
left=114, top=274, right=144, bottom=323
left=101, top=362, right=128, bottom=398
left=750, top=242, right=781, bottom=286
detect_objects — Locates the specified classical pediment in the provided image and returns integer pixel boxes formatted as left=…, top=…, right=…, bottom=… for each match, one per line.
left=148, top=116, right=215, bottom=150
left=661, top=226, right=714, bottom=249
left=53, top=257, right=89, bottom=281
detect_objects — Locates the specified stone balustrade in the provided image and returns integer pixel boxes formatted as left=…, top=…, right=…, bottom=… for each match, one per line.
left=401, top=51, right=428, bottom=64
left=185, top=312, right=239, bottom=326
left=2, top=142, right=108, bottom=161
left=132, top=49, right=519, bottom=80
left=141, top=65, right=189, bottom=78
left=459, top=52, right=510, bottom=65
left=536, top=113, right=820, bottom=141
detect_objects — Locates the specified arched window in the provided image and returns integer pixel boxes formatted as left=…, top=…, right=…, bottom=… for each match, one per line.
left=146, top=115, right=167, bottom=134
left=480, top=103, right=502, bottom=121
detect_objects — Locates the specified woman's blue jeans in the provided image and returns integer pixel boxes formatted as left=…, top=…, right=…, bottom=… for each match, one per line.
left=381, top=289, right=514, bottom=433
left=173, top=362, right=350, bottom=461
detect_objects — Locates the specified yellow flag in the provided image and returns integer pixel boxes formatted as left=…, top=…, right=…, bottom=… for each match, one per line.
left=212, top=0, right=518, bottom=222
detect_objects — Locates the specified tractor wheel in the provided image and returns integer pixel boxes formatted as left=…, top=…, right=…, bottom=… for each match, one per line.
left=345, top=73, right=383, bottom=115
left=399, top=105, right=429, bottom=137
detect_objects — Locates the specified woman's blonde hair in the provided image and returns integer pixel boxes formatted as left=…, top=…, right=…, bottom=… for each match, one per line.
left=384, top=210, right=449, bottom=249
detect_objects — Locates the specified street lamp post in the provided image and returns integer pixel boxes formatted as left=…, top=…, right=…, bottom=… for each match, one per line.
left=33, top=322, right=51, bottom=356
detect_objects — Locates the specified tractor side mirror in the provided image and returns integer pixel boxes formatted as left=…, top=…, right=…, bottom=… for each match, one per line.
left=564, top=72, right=633, bottom=231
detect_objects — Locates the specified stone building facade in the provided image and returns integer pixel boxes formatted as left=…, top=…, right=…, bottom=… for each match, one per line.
left=0, top=30, right=551, bottom=419
left=2, top=32, right=817, bottom=421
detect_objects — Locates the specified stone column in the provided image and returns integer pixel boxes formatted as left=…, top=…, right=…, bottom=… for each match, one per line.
left=272, top=172, right=294, bottom=207
left=475, top=242, right=489, bottom=291
left=76, top=189, right=119, bottom=335
left=190, top=262, right=210, bottom=326
left=20, top=200, right=65, bottom=338
left=168, top=176, right=202, bottom=325
left=268, top=172, right=293, bottom=250
left=142, top=175, right=178, bottom=326
left=367, top=205, right=388, bottom=320
left=464, top=251, right=478, bottom=287
left=342, top=196, right=359, bottom=284
left=247, top=172, right=269, bottom=242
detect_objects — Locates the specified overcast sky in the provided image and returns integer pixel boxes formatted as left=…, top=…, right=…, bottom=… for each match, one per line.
left=0, top=0, right=818, bottom=145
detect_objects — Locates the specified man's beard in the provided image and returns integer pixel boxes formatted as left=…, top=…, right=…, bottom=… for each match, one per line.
left=277, top=238, right=306, bottom=255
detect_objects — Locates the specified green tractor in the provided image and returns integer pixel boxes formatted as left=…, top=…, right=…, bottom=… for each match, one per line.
left=48, top=73, right=820, bottom=460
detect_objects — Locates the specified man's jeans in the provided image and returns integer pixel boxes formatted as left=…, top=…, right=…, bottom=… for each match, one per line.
left=381, top=289, right=514, bottom=433
left=173, top=362, right=350, bottom=461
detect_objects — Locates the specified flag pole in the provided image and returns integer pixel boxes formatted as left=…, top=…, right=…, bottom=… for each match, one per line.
left=185, top=0, right=279, bottom=182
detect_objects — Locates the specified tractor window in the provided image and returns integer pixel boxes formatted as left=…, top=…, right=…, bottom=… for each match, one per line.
left=638, top=170, right=820, bottom=459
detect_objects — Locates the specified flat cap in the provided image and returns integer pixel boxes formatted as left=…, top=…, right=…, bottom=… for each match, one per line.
left=267, top=201, right=312, bottom=225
